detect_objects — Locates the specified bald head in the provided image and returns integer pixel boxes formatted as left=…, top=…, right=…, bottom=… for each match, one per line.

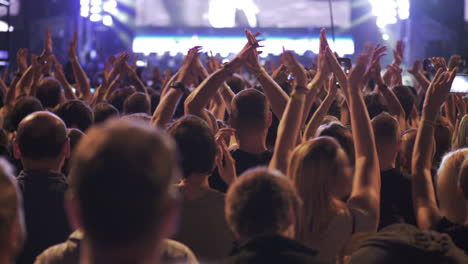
left=16, top=112, right=68, bottom=160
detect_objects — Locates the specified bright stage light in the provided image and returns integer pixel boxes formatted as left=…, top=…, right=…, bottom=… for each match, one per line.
left=132, top=35, right=355, bottom=57
left=81, top=0, right=116, bottom=26
left=369, top=0, right=410, bottom=28
left=103, top=15, right=113, bottom=26
left=382, top=33, right=390, bottom=40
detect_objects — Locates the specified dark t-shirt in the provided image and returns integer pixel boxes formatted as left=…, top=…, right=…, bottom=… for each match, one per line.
left=435, top=217, right=468, bottom=254
left=379, top=168, right=416, bottom=229
left=16, top=170, right=72, bottom=264
left=224, top=234, right=326, bottom=264
left=209, top=149, right=273, bottom=193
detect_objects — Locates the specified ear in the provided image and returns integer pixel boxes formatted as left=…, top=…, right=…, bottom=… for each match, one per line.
left=65, top=192, right=83, bottom=231
left=13, top=141, right=22, bottom=160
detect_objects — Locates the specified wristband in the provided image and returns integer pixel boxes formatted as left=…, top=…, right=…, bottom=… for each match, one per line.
left=254, top=67, right=266, bottom=79
left=421, top=119, right=437, bottom=127
left=291, top=92, right=305, bottom=101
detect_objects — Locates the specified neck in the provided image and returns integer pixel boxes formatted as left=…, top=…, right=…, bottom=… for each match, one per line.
left=21, top=158, right=63, bottom=174
left=236, top=129, right=268, bottom=154
left=377, top=151, right=397, bottom=172
left=80, top=238, right=161, bottom=264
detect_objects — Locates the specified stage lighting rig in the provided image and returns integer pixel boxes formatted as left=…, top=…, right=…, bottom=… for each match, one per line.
left=81, top=0, right=117, bottom=27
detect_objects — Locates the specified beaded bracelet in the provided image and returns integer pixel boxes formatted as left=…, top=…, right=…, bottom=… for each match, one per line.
left=421, top=119, right=437, bottom=127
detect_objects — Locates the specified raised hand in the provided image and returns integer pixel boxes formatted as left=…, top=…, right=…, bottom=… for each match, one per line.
left=393, top=40, right=404, bottom=66
left=429, top=57, right=447, bottom=72
left=282, top=50, right=307, bottom=89
left=448, top=55, right=461, bottom=71
left=407, top=59, right=422, bottom=75
left=271, top=64, right=289, bottom=84
left=68, top=30, right=78, bottom=61
left=348, top=45, right=371, bottom=91
left=215, top=130, right=237, bottom=185
left=16, top=48, right=28, bottom=73
left=424, top=68, right=457, bottom=116
left=367, top=44, right=387, bottom=86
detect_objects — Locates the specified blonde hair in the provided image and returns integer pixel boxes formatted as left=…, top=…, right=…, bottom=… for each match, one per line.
left=452, top=114, right=468, bottom=151
left=288, top=137, right=347, bottom=246
left=436, top=148, right=468, bottom=223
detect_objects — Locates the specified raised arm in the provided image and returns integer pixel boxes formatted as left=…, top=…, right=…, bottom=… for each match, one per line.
left=244, top=45, right=289, bottom=119
left=185, top=30, right=258, bottom=123
left=6, top=49, right=28, bottom=107
left=368, top=47, right=406, bottom=127
left=51, top=55, right=77, bottom=100
left=303, top=77, right=337, bottom=140
left=412, top=68, right=457, bottom=230
left=337, top=46, right=381, bottom=229
left=68, top=30, right=92, bottom=104
left=408, top=60, right=430, bottom=92
left=269, top=51, right=308, bottom=174
left=151, top=47, right=199, bottom=128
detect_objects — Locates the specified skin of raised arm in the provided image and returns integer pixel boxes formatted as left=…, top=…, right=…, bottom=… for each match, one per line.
left=69, top=31, right=92, bottom=104
left=126, top=63, right=148, bottom=96
left=15, top=65, right=34, bottom=98
left=255, top=69, right=289, bottom=118
left=269, top=91, right=306, bottom=174
left=184, top=67, right=231, bottom=118
left=444, top=94, right=456, bottom=127
left=412, top=68, right=457, bottom=230
left=408, top=60, right=431, bottom=91
left=151, top=88, right=184, bottom=128
left=303, top=78, right=337, bottom=141
left=269, top=51, right=308, bottom=174
left=52, top=56, right=77, bottom=100
left=220, top=82, right=235, bottom=114
left=211, top=90, right=226, bottom=120
left=346, top=52, right=381, bottom=230
left=243, top=45, right=289, bottom=119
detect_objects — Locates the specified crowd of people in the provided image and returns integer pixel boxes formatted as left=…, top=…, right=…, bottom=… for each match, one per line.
left=0, top=26, right=467, bottom=264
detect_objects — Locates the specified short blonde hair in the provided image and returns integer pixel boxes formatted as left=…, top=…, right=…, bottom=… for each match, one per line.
left=436, top=148, right=468, bottom=223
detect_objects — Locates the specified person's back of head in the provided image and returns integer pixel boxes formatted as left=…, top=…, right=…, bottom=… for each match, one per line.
left=365, top=93, right=388, bottom=119
left=168, top=115, right=216, bottom=178
left=8, top=96, right=43, bottom=132
left=123, top=92, right=150, bottom=115
left=452, top=114, right=468, bottom=150
left=108, top=87, right=136, bottom=112
left=36, top=77, right=63, bottom=109
left=289, top=137, right=353, bottom=245
left=225, top=167, right=299, bottom=240
left=458, top=157, right=468, bottom=202
left=437, top=148, right=468, bottom=224
left=14, top=111, right=68, bottom=161
left=54, top=100, right=94, bottom=132
left=346, top=224, right=468, bottom=264
left=0, top=158, right=25, bottom=262
left=68, top=119, right=179, bottom=259
left=318, top=121, right=355, bottom=165
left=93, top=102, right=119, bottom=124
left=230, top=89, right=271, bottom=133
left=372, top=113, right=400, bottom=161
left=226, top=74, right=246, bottom=94
left=392, top=86, right=415, bottom=120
